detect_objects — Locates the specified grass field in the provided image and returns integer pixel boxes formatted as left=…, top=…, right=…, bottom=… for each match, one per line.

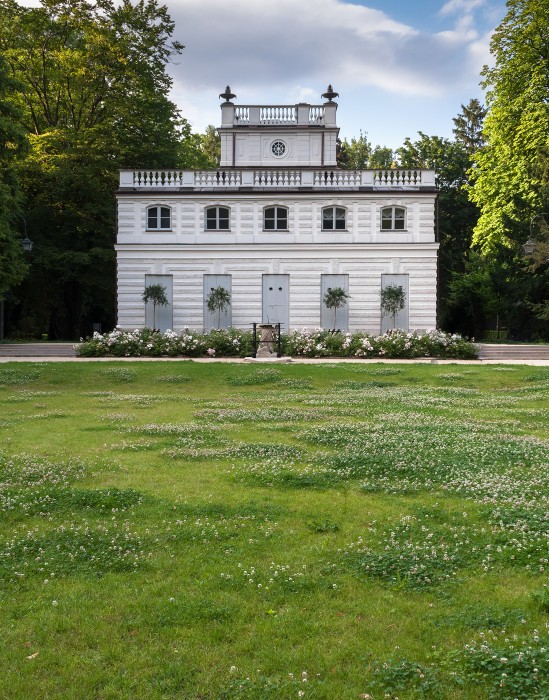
left=0, top=360, right=547, bottom=700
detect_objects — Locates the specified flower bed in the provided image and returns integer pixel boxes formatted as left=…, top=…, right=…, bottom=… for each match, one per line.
left=285, top=327, right=478, bottom=359
left=76, top=327, right=478, bottom=359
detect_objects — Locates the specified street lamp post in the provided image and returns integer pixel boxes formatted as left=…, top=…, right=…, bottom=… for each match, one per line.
left=15, top=213, right=33, bottom=251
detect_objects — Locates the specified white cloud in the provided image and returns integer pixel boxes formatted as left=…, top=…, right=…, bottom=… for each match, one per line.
left=168, top=0, right=489, bottom=103
left=439, top=0, right=486, bottom=15
left=17, top=0, right=499, bottom=146
left=467, top=30, right=494, bottom=74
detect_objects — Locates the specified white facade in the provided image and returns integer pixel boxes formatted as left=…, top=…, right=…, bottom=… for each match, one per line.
left=116, top=89, right=438, bottom=333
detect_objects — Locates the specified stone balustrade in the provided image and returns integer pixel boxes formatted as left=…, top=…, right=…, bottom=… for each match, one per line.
left=232, top=104, right=326, bottom=125
left=120, top=168, right=436, bottom=190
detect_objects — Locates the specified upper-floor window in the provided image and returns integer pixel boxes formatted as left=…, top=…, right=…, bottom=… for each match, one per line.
left=381, top=206, right=406, bottom=230
left=322, top=206, right=346, bottom=230
left=205, top=206, right=230, bottom=230
left=271, top=140, right=286, bottom=157
left=147, top=205, right=171, bottom=230
left=264, top=206, right=288, bottom=230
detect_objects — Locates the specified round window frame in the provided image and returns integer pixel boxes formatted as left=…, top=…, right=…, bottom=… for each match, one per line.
left=270, top=140, right=287, bottom=158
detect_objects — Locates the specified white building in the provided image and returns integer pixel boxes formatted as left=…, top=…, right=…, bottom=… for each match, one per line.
left=115, top=87, right=438, bottom=333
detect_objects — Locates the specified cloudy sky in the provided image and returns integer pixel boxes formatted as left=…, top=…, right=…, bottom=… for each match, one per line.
left=21, top=0, right=506, bottom=148
left=165, top=0, right=505, bottom=148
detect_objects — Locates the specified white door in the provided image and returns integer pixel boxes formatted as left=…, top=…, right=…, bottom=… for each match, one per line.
left=144, top=274, right=173, bottom=332
left=381, top=274, right=409, bottom=332
left=262, top=274, right=289, bottom=329
left=321, top=274, right=349, bottom=331
left=203, top=275, right=232, bottom=331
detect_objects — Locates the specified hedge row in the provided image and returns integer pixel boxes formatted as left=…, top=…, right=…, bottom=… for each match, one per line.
left=76, top=327, right=478, bottom=360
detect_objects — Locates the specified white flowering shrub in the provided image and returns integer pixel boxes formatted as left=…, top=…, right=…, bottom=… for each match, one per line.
left=76, top=327, right=256, bottom=358
left=284, top=328, right=477, bottom=359
left=76, top=326, right=477, bottom=359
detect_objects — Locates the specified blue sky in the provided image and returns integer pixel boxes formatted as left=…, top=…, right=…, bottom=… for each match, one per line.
left=20, top=0, right=507, bottom=150
left=164, top=0, right=506, bottom=150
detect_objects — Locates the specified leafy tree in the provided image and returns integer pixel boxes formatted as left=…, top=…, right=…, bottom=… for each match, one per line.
left=524, top=215, right=549, bottom=325
left=206, top=286, right=231, bottom=329
left=469, top=0, right=549, bottom=253
left=0, top=53, right=28, bottom=295
left=445, top=246, right=542, bottom=340
left=339, top=131, right=371, bottom=169
left=142, top=284, right=168, bottom=331
left=396, top=130, right=480, bottom=331
left=323, top=286, right=348, bottom=330
left=380, top=284, right=405, bottom=329
left=452, top=99, right=486, bottom=155
left=336, top=138, right=349, bottom=168
left=337, top=132, right=394, bottom=170
left=445, top=253, right=497, bottom=339
left=176, top=122, right=221, bottom=169
left=458, top=0, right=549, bottom=340
left=199, top=125, right=221, bottom=168
left=0, top=53, right=29, bottom=339
left=369, top=145, right=394, bottom=169
left=0, top=0, right=186, bottom=338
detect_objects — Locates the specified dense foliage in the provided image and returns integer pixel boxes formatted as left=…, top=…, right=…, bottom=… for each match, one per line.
left=0, top=53, right=28, bottom=296
left=0, top=0, right=214, bottom=339
left=461, top=0, right=549, bottom=340
left=470, top=0, right=549, bottom=253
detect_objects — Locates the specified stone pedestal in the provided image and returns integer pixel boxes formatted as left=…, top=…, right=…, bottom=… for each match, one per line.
left=257, top=324, right=275, bottom=357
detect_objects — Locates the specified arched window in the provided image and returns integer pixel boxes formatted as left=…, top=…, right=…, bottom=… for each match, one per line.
left=147, top=205, right=171, bottom=230
left=322, top=206, right=346, bottom=230
left=264, top=206, right=288, bottom=231
left=381, top=206, right=406, bottom=230
left=205, top=206, right=230, bottom=230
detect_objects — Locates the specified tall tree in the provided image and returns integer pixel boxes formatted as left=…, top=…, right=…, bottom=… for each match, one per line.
left=396, top=131, right=480, bottom=331
left=452, top=99, right=486, bottom=155
left=199, top=125, right=221, bottom=168
left=0, top=53, right=28, bottom=296
left=338, top=131, right=393, bottom=169
left=469, top=0, right=549, bottom=253
left=338, top=131, right=371, bottom=169
left=0, top=0, right=185, bottom=338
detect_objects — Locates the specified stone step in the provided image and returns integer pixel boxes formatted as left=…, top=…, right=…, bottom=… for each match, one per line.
left=478, top=344, right=549, bottom=360
left=1, top=342, right=548, bottom=361
left=0, top=343, right=76, bottom=357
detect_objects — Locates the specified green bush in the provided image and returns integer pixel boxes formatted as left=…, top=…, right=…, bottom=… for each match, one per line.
left=76, top=326, right=478, bottom=360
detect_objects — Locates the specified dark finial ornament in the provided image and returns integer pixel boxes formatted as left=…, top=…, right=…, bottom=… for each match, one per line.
left=219, top=86, right=236, bottom=102
left=322, top=85, right=339, bottom=102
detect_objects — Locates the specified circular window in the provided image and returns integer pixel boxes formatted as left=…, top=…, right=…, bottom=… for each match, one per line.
left=271, top=140, right=286, bottom=157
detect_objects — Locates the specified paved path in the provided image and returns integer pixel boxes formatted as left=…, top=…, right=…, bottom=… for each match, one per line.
left=0, top=342, right=548, bottom=365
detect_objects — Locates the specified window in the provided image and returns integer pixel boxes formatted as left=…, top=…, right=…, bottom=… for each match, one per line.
left=147, top=205, right=171, bottom=230
left=205, top=206, right=230, bottom=230
left=322, top=206, right=346, bottom=230
left=381, top=206, right=406, bottom=230
left=271, top=140, right=286, bottom=157
left=264, top=206, right=288, bottom=230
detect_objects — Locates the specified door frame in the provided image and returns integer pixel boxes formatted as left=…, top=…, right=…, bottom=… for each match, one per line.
left=262, top=274, right=289, bottom=329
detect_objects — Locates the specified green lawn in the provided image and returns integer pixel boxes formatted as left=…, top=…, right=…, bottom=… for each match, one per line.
left=0, top=361, right=547, bottom=699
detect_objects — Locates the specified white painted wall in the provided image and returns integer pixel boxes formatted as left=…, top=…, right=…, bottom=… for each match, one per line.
left=116, top=243, right=438, bottom=333
left=116, top=195, right=436, bottom=246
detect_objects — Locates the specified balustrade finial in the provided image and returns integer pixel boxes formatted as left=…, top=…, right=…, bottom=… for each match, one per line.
left=219, top=86, right=237, bottom=103
left=321, top=85, right=339, bottom=102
